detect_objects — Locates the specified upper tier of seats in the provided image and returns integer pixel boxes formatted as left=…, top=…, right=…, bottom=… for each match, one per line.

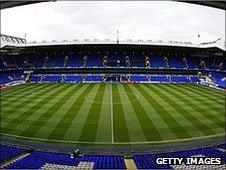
left=0, top=54, right=225, bottom=71
left=0, top=53, right=225, bottom=88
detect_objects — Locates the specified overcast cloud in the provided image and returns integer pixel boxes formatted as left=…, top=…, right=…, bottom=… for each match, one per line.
left=1, top=1, right=225, bottom=50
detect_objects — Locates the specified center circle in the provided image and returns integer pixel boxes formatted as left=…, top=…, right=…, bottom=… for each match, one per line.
left=85, top=91, right=139, bottom=105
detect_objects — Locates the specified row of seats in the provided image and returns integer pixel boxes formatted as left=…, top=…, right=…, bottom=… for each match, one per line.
left=0, top=72, right=24, bottom=84
left=0, top=145, right=25, bottom=164
left=1, top=144, right=225, bottom=169
left=1, top=144, right=126, bottom=169
left=30, top=74, right=201, bottom=84
left=210, top=71, right=226, bottom=88
left=1, top=71, right=223, bottom=88
left=1, top=54, right=224, bottom=70
left=133, top=145, right=226, bottom=169
left=30, top=75, right=102, bottom=83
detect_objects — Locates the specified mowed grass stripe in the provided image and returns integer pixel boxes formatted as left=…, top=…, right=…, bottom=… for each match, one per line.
left=160, top=84, right=224, bottom=127
left=118, top=84, right=147, bottom=142
left=193, top=84, right=225, bottom=100
left=95, top=84, right=111, bottom=143
left=157, top=84, right=224, bottom=130
left=171, top=84, right=225, bottom=119
left=1, top=84, right=34, bottom=95
left=33, top=85, right=89, bottom=139
left=148, top=84, right=215, bottom=135
left=1, top=84, right=37, bottom=98
left=178, top=86, right=225, bottom=112
left=21, top=84, right=83, bottom=138
left=1, top=84, right=24, bottom=94
left=123, top=84, right=162, bottom=141
left=9, top=85, right=80, bottom=136
left=1, top=84, right=50, bottom=107
left=128, top=85, right=178, bottom=140
left=193, top=84, right=225, bottom=97
left=141, top=84, right=205, bottom=137
left=47, top=84, right=93, bottom=140
left=62, top=84, right=97, bottom=141
left=1, top=83, right=49, bottom=105
left=135, top=84, right=192, bottom=139
left=155, top=85, right=224, bottom=134
left=1, top=84, right=54, bottom=119
left=178, top=84, right=224, bottom=106
left=1, top=84, right=65, bottom=133
left=79, top=84, right=106, bottom=142
left=1, top=86, right=38, bottom=105
left=112, top=84, right=130, bottom=142
left=162, top=85, right=225, bottom=128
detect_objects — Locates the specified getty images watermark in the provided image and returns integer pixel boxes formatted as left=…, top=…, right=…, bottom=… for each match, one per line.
left=156, top=157, right=222, bottom=165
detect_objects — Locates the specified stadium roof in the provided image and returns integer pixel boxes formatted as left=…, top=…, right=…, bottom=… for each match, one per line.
left=179, top=1, right=226, bottom=10
left=1, top=42, right=224, bottom=54
left=0, top=1, right=225, bottom=10
left=0, top=1, right=50, bottom=10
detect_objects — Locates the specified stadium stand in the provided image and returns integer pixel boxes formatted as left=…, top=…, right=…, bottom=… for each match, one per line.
left=211, top=71, right=226, bottom=88
left=0, top=145, right=25, bottom=164
left=0, top=70, right=24, bottom=85
left=0, top=144, right=126, bottom=169
left=131, top=75, right=150, bottom=83
left=171, top=75, right=190, bottom=83
left=42, top=75, right=62, bottom=83
left=1, top=49, right=225, bottom=87
left=150, top=75, right=171, bottom=83
left=0, top=52, right=218, bottom=70
left=133, top=146, right=226, bottom=169
left=65, top=75, right=83, bottom=83
left=1, top=144, right=225, bottom=169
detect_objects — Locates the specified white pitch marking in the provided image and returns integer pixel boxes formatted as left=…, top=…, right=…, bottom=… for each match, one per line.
left=84, top=92, right=139, bottom=105
left=110, top=84, right=114, bottom=144
left=1, top=132, right=224, bottom=145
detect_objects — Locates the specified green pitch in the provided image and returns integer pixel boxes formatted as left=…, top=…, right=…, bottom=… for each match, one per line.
left=1, top=83, right=225, bottom=146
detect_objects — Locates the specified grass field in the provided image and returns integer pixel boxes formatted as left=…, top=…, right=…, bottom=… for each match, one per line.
left=1, top=83, right=225, bottom=146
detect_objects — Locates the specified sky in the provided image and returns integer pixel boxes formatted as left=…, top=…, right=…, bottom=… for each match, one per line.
left=1, top=1, right=225, bottom=50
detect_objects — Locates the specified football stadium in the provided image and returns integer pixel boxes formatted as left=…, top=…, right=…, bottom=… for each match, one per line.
left=0, top=1, right=225, bottom=169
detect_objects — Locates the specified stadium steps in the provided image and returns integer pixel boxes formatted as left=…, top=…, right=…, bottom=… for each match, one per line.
left=33, top=56, right=38, bottom=67
left=13, top=56, right=18, bottom=68
left=188, top=76, right=192, bottom=83
left=172, top=164, right=226, bottom=170
left=168, top=75, right=172, bottom=83
left=0, top=152, right=31, bottom=169
left=214, top=147, right=226, bottom=153
left=63, top=57, right=68, bottom=68
left=41, top=161, right=94, bottom=170
left=184, top=59, right=188, bottom=68
left=124, top=156, right=137, bottom=170
left=40, top=75, right=44, bottom=82
left=25, top=73, right=32, bottom=82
